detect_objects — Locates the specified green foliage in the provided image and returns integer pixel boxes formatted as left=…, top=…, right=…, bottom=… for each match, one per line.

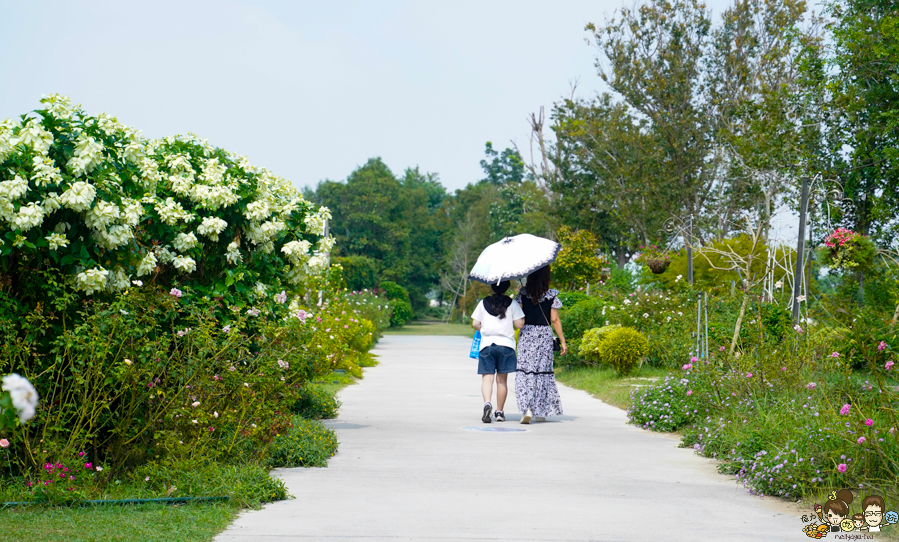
left=334, top=255, right=379, bottom=291
left=0, top=282, right=389, bottom=500
left=596, top=327, right=649, bottom=375
left=816, top=0, right=899, bottom=244
left=553, top=226, right=609, bottom=290
left=0, top=500, right=238, bottom=542
left=479, top=142, right=528, bottom=185
left=132, top=458, right=289, bottom=508
left=309, top=159, right=447, bottom=312
left=380, top=280, right=414, bottom=327
left=380, top=280, right=410, bottom=304
left=7, top=456, right=289, bottom=508
left=653, top=235, right=779, bottom=289
left=577, top=324, right=621, bottom=364
left=556, top=290, right=588, bottom=308
left=291, top=385, right=340, bottom=420
left=625, top=313, right=899, bottom=501
left=551, top=93, right=666, bottom=258
left=387, top=299, right=414, bottom=328
left=266, top=416, right=338, bottom=468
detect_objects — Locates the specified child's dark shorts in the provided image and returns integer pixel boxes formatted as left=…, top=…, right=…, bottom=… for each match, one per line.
left=477, top=344, right=517, bottom=374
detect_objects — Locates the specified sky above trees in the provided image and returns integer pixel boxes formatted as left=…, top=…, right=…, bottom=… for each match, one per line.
left=1, top=0, right=742, bottom=192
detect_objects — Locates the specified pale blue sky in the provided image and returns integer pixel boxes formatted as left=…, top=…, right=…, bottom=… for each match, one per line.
left=2, top=0, right=737, bottom=192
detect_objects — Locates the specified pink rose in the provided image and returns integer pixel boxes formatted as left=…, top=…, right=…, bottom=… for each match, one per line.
left=837, top=463, right=848, bottom=473
left=686, top=390, right=692, bottom=396
left=857, top=437, right=866, bottom=444
left=840, top=404, right=851, bottom=416
left=886, top=361, right=894, bottom=371
left=0, top=438, right=9, bottom=448
left=865, top=419, right=873, bottom=427
left=806, top=382, right=816, bottom=390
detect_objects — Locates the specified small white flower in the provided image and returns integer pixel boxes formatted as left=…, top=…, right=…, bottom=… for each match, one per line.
left=132, top=280, right=143, bottom=287
left=1, top=373, right=39, bottom=423
left=191, top=401, right=201, bottom=407
left=45, top=232, right=69, bottom=250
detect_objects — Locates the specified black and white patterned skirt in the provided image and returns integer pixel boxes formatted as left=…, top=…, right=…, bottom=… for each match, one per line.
left=515, top=324, right=563, bottom=417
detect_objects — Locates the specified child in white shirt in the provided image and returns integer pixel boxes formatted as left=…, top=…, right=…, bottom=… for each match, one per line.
left=471, top=281, right=525, bottom=422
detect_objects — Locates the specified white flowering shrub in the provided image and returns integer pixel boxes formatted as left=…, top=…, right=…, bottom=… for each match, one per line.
left=0, top=95, right=333, bottom=305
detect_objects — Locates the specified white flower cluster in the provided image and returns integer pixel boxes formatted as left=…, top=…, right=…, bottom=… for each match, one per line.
left=172, top=232, right=199, bottom=252
left=0, top=94, right=335, bottom=297
left=153, top=197, right=194, bottom=226
left=197, top=216, right=228, bottom=241
left=32, top=156, right=63, bottom=187
left=281, top=240, right=312, bottom=264
left=173, top=255, right=197, bottom=274
left=304, top=207, right=331, bottom=236
left=66, top=134, right=105, bottom=177
left=75, top=267, right=109, bottom=295
left=59, top=181, right=97, bottom=212
left=136, top=251, right=158, bottom=276
left=225, top=240, right=243, bottom=265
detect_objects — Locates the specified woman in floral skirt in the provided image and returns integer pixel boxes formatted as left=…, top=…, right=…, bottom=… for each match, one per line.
left=514, top=265, right=567, bottom=423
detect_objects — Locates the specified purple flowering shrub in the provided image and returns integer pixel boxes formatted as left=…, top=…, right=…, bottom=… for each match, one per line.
left=627, top=374, right=695, bottom=431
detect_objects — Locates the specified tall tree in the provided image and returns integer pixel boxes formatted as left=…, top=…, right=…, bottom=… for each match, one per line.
left=587, top=0, right=716, bottom=237
left=551, top=93, right=665, bottom=265
left=817, top=0, right=899, bottom=244
left=706, top=0, right=823, bottom=241
left=309, top=158, right=447, bottom=310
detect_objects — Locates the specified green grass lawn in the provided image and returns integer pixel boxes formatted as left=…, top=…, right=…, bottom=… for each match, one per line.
left=0, top=501, right=238, bottom=542
left=555, top=365, right=670, bottom=409
left=383, top=320, right=473, bottom=337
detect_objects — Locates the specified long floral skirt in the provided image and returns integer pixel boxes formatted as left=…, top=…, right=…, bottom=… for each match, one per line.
left=515, top=324, right=563, bottom=417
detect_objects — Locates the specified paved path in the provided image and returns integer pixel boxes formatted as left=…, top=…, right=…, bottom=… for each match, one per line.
left=216, top=335, right=802, bottom=541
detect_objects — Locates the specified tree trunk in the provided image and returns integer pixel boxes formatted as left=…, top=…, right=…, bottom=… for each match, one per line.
left=729, top=294, right=749, bottom=356
left=617, top=247, right=628, bottom=268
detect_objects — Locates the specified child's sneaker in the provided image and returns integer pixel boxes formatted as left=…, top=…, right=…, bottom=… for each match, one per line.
left=482, top=402, right=493, bottom=423
left=534, top=416, right=546, bottom=422
left=494, top=410, right=505, bottom=422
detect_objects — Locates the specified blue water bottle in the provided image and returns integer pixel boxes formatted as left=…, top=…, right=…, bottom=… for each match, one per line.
left=469, top=330, right=481, bottom=359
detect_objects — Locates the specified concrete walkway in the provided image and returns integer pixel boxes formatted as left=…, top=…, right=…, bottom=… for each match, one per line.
left=216, top=335, right=802, bottom=541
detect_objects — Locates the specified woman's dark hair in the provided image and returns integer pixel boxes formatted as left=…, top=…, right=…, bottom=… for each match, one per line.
left=484, top=281, right=512, bottom=319
left=524, top=265, right=551, bottom=301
